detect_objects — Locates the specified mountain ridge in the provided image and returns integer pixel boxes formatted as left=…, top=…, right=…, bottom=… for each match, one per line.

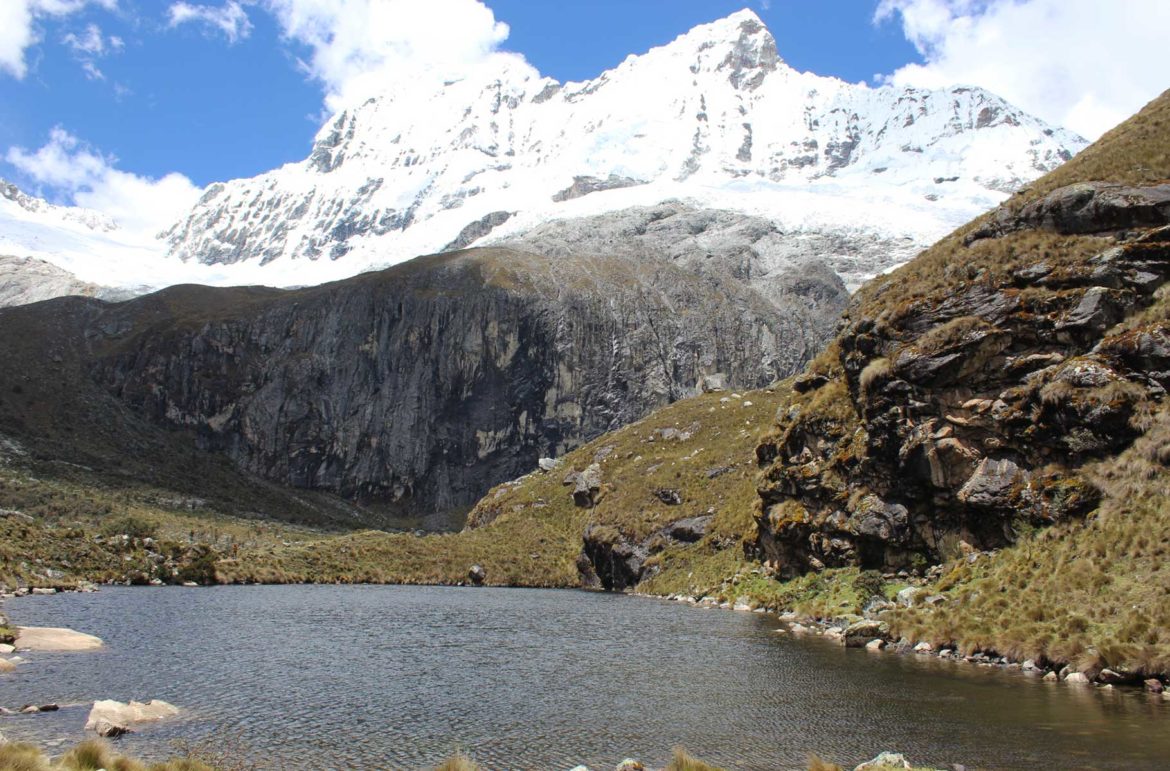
left=0, top=10, right=1084, bottom=302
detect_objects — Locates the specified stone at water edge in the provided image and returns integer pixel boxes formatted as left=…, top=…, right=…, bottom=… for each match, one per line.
left=16, top=626, right=103, bottom=651
left=843, top=619, right=887, bottom=648
left=913, top=641, right=934, bottom=653
left=0, top=644, right=14, bottom=654
left=614, top=761, right=644, bottom=771
left=1144, top=679, right=1164, bottom=694
left=865, top=639, right=886, bottom=651
left=1043, top=671, right=1059, bottom=682
left=467, top=565, right=487, bottom=585
left=0, top=659, right=14, bottom=673
left=85, top=699, right=180, bottom=733
left=854, top=752, right=912, bottom=770
left=1064, top=672, right=1091, bottom=685
left=93, top=719, right=129, bottom=738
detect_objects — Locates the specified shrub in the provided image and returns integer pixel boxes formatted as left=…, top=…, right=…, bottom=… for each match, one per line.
left=100, top=514, right=158, bottom=540
left=666, top=748, right=724, bottom=771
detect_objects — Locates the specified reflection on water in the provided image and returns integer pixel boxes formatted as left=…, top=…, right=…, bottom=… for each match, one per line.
left=0, top=586, right=1166, bottom=770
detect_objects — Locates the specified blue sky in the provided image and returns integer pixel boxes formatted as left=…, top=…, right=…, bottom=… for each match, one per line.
left=0, top=0, right=1164, bottom=231
left=0, top=1, right=918, bottom=187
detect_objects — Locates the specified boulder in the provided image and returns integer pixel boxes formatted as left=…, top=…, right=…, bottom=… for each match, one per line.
left=572, top=464, right=603, bottom=507
left=957, top=458, right=1024, bottom=509
left=1043, top=671, right=1059, bottom=682
left=537, top=457, right=561, bottom=472
left=865, top=639, right=886, bottom=651
left=1056, top=287, right=1125, bottom=333
left=85, top=700, right=179, bottom=734
left=855, top=752, right=912, bottom=770
left=1144, top=678, right=1164, bottom=694
left=1098, top=668, right=1139, bottom=686
left=467, top=565, right=486, bottom=585
left=896, top=587, right=922, bottom=607
left=0, top=659, right=14, bottom=673
left=15, top=627, right=103, bottom=651
left=844, top=620, right=888, bottom=648
left=30, top=588, right=56, bottom=596
left=614, top=760, right=644, bottom=771
left=92, top=719, right=129, bottom=738
left=661, top=516, right=712, bottom=543
left=1064, top=672, right=1091, bottom=685
left=580, top=526, right=648, bottom=592
left=653, top=488, right=683, bottom=505
left=913, top=641, right=933, bottom=653
left=851, top=496, right=910, bottom=544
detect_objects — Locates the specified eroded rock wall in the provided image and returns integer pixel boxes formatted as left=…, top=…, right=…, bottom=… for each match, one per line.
left=86, top=248, right=821, bottom=527
left=755, top=184, right=1170, bottom=574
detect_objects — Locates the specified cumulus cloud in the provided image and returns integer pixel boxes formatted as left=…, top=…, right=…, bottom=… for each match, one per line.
left=0, top=0, right=117, bottom=79
left=876, top=0, right=1170, bottom=140
left=6, top=127, right=203, bottom=236
left=168, top=1, right=253, bottom=44
left=259, top=0, right=512, bottom=110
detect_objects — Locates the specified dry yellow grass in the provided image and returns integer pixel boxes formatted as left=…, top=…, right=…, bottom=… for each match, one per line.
left=890, top=401, right=1170, bottom=673
left=0, top=740, right=215, bottom=771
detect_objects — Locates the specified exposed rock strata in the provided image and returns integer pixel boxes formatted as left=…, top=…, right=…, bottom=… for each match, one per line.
left=755, top=184, right=1170, bottom=574
left=1, top=246, right=831, bottom=528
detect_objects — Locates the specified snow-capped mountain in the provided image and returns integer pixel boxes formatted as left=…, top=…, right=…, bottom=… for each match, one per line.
left=162, top=10, right=1083, bottom=288
left=4, top=9, right=1086, bottom=297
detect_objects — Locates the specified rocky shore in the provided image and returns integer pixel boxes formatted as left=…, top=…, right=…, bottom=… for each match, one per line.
left=655, top=578, right=1170, bottom=699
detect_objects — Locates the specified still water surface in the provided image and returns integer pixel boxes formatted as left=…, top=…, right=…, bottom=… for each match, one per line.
left=0, top=586, right=1167, bottom=770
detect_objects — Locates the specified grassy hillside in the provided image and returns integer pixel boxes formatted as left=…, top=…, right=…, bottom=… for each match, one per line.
left=741, top=88, right=1170, bottom=676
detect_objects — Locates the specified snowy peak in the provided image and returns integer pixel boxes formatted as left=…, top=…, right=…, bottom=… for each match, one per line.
left=679, top=8, right=782, bottom=90
left=1, top=179, right=118, bottom=233
left=2, top=10, right=1089, bottom=298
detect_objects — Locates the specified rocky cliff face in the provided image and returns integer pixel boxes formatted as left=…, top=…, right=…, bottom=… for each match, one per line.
left=754, top=162, right=1170, bottom=572
left=0, top=245, right=834, bottom=528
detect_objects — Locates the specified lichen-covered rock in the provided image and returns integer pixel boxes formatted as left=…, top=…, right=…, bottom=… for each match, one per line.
left=755, top=196, right=1170, bottom=574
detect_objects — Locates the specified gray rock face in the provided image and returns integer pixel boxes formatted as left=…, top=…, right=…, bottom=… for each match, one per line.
left=551, top=175, right=645, bottom=203
left=442, top=211, right=513, bottom=252
left=491, top=202, right=852, bottom=340
left=0, top=256, right=105, bottom=309
left=79, top=247, right=820, bottom=527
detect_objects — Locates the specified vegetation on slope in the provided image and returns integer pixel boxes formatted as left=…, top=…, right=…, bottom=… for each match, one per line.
left=741, top=88, right=1170, bottom=675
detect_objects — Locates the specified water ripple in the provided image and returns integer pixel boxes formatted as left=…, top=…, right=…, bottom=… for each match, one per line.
left=0, top=586, right=1166, bottom=770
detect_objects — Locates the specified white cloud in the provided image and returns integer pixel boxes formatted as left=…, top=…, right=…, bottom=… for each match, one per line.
left=876, top=0, right=1170, bottom=140
left=0, top=0, right=117, bottom=79
left=6, top=127, right=202, bottom=237
left=168, top=1, right=253, bottom=44
left=62, top=22, right=123, bottom=79
left=62, top=23, right=105, bottom=55
left=258, top=0, right=512, bottom=110
left=80, top=59, right=104, bottom=79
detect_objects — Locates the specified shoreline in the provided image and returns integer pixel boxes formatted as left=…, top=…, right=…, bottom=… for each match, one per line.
left=6, top=579, right=1170, bottom=698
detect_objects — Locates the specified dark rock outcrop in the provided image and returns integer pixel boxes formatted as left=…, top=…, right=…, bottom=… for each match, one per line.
left=967, top=182, right=1170, bottom=243
left=756, top=184, right=1170, bottom=575
left=1, top=246, right=824, bottom=529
